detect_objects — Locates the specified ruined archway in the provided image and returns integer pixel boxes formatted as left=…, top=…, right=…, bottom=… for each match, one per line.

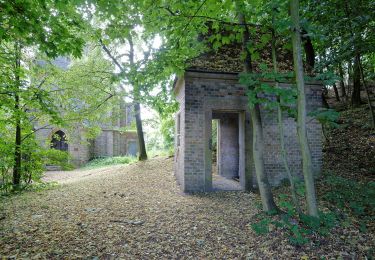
left=51, top=130, right=68, bottom=152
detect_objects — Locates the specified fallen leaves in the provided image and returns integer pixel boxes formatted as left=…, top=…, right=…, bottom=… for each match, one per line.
left=0, top=157, right=374, bottom=259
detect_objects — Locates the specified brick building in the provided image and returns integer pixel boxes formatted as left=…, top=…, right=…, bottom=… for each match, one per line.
left=174, top=44, right=322, bottom=192
left=35, top=102, right=138, bottom=167
left=34, top=57, right=138, bottom=167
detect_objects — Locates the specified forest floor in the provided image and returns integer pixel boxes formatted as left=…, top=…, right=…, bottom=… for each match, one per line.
left=1, top=151, right=374, bottom=258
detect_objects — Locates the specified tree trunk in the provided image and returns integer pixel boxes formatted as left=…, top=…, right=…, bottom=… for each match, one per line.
left=128, top=36, right=148, bottom=161
left=301, top=29, right=315, bottom=74
left=13, top=43, right=22, bottom=188
left=290, top=0, right=318, bottom=217
left=322, top=87, right=330, bottom=108
left=251, top=104, right=278, bottom=212
left=347, top=60, right=353, bottom=97
left=13, top=93, right=21, bottom=187
left=101, top=35, right=149, bottom=161
left=134, top=101, right=148, bottom=160
left=357, top=56, right=375, bottom=128
left=351, top=54, right=362, bottom=107
left=237, top=6, right=278, bottom=213
left=271, top=18, right=301, bottom=215
left=332, top=83, right=340, bottom=101
left=339, top=64, right=347, bottom=99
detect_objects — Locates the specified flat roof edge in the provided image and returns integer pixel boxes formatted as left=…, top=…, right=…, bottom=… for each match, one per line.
left=184, top=70, right=322, bottom=86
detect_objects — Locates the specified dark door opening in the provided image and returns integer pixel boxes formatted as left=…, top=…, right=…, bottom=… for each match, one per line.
left=211, top=111, right=242, bottom=191
left=51, top=130, right=68, bottom=151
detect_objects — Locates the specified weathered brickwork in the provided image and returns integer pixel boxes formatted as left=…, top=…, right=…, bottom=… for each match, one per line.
left=36, top=126, right=90, bottom=166
left=35, top=104, right=139, bottom=167
left=174, top=71, right=322, bottom=192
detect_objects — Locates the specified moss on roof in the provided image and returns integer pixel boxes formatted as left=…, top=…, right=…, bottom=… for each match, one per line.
left=187, top=31, right=295, bottom=74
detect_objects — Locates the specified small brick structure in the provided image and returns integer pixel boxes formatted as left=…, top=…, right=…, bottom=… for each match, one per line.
left=174, top=71, right=322, bottom=192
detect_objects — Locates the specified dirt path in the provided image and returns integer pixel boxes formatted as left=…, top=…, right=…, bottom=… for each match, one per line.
left=1, top=157, right=373, bottom=259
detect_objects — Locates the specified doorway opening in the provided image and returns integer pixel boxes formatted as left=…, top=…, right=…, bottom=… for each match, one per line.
left=211, top=111, right=243, bottom=191
left=51, top=130, right=68, bottom=151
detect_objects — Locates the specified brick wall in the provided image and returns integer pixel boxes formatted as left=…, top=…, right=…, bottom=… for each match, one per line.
left=174, top=71, right=322, bottom=192
left=35, top=126, right=90, bottom=167
left=174, top=78, right=186, bottom=188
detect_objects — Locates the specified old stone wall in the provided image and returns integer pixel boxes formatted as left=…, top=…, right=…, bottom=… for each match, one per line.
left=35, top=102, right=139, bottom=167
left=91, top=130, right=138, bottom=158
left=35, top=126, right=90, bottom=167
left=174, top=71, right=322, bottom=192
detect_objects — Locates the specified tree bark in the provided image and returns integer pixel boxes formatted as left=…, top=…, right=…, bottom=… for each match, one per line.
left=332, top=83, right=340, bottom=102
left=301, top=29, right=315, bottom=75
left=134, top=101, right=148, bottom=160
left=237, top=5, right=278, bottom=213
left=128, top=37, right=148, bottom=161
left=13, top=93, right=21, bottom=187
left=290, top=0, right=318, bottom=217
left=339, top=64, right=347, bottom=99
left=322, top=87, right=330, bottom=108
left=347, top=60, right=353, bottom=97
left=351, top=54, right=362, bottom=107
left=357, top=56, right=375, bottom=128
left=13, top=43, right=22, bottom=188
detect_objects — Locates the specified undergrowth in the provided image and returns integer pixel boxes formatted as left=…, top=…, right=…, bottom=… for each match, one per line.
left=0, top=181, right=58, bottom=198
left=147, top=148, right=174, bottom=158
left=249, top=172, right=374, bottom=246
left=83, top=156, right=137, bottom=169
left=250, top=195, right=337, bottom=246
left=321, top=173, right=375, bottom=232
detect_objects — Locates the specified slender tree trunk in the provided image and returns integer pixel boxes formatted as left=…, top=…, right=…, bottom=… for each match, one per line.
left=237, top=6, right=278, bottom=213
left=332, top=83, right=340, bottom=102
left=271, top=18, right=301, bottom=215
left=13, top=93, right=21, bottom=187
left=339, top=64, right=347, bottom=99
left=128, top=37, right=148, bottom=161
left=290, top=0, right=318, bottom=217
left=100, top=37, right=148, bottom=160
left=13, top=43, right=22, bottom=188
left=322, top=86, right=330, bottom=108
left=301, top=29, right=315, bottom=74
left=347, top=60, right=353, bottom=97
left=134, top=101, right=148, bottom=160
left=251, top=104, right=278, bottom=212
left=351, top=54, right=362, bottom=107
left=357, top=56, right=375, bottom=128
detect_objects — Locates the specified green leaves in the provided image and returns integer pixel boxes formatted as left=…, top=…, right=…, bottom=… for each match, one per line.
left=1, top=0, right=86, bottom=58
left=239, top=71, right=297, bottom=112
left=308, top=109, right=341, bottom=129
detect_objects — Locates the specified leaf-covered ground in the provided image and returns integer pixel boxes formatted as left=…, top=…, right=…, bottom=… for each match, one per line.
left=1, top=156, right=374, bottom=259
left=323, top=105, right=375, bottom=182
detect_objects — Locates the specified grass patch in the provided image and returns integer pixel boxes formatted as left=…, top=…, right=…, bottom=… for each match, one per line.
left=1, top=181, right=59, bottom=198
left=83, top=156, right=137, bottom=169
left=147, top=148, right=174, bottom=158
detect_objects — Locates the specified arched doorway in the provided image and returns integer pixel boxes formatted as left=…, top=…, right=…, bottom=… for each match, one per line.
left=51, top=130, right=68, bottom=151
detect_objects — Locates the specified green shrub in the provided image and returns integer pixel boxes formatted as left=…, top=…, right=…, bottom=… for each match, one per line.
left=250, top=217, right=272, bottom=235
left=83, top=156, right=137, bottom=169
left=40, top=149, right=74, bottom=170
left=250, top=193, right=338, bottom=246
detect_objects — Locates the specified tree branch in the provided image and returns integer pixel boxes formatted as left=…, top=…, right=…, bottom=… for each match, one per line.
left=99, top=39, right=126, bottom=73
